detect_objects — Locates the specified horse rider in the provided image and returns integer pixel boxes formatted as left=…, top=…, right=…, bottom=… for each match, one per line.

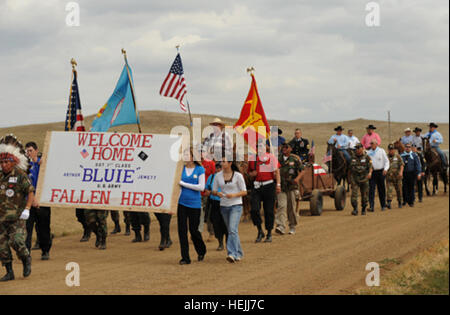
left=386, top=144, right=404, bottom=209
left=361, top=124, right=381, bottom=150
left=349, top=143, right=373, bottom=216
left=401, top=128, right=414, bottom=146
left=412, top=127, right=424, bottom=151
left=327, top=126, right=351, bottom=163
left=289, top=128, right=310, bottom=162
left=401, top=143, right=422, bottom=207
left=424, top=122, right=447, bottom=169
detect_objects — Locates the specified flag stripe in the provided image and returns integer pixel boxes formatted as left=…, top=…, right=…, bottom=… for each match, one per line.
left=160, top=53, right=188, bottom=112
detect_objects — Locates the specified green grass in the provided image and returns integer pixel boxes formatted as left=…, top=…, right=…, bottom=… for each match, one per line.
left=358, top=240, right=449, bottom=295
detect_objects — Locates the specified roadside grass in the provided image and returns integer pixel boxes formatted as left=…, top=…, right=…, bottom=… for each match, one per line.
left=358, top=239, right=449, bottom=295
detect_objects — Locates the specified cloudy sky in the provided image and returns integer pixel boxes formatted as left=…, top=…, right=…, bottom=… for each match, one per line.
left=0, top=0, right=448, bottom=127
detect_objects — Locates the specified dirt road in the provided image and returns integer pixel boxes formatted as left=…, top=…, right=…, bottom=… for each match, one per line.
left=1, top=193, right=448, bottom=295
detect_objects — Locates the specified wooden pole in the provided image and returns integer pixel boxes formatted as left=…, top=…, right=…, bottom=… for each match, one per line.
left=121, top=48, right=142, bottom=134
left=388, top=110, right=391, bottom=144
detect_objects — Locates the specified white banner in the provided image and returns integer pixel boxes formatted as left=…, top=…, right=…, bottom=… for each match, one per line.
left=36, top=131, right=183, bottom=213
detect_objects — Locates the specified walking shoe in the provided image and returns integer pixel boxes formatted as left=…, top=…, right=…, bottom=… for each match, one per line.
left=165, top=238, right=173, bottom=249
left=125, top=224, right=131, bottom=236
left=99, top=237, right=106, bottom=250
left=179, top=259, right=191, bottom=265
left=398, top=202, right=403, bottom=208
left=41, top=252, right=50, bottom=261
left=80, top=229, right=91, bottom=242
left=387, top=201, right=392, bottom=209
left=381, top=207, right=386, bottom=211
left=110, top=223, right=121, bottom=235
left=198, top=254, right=205, bottom=262
left=409, top=203, right=414, bottom=207
left=217, top=244, right=224, bottom=251
left=419, top=199, right=423, bottom=203
left=264, top=234, right=272, bottom=243
left=351, top=208, right=358, bottom=216
left=275, top=227, right=285, bottom=235
left=368, top=207, right=375, bottom=212
left=226, top=256, right=235, bottom=263
left=289, top=228, right=296, bottom=235
left=159, top=238, right=166, bottom=251
left=22, top=256, right=32, bottom=277
left=0, top=263, right=14, bottom=282
left=255, top=230, right=264, bottom=243
left=132, top=231, right=142, bottom=243
left=143, top=231, right=150, bottom=242
left=235, top=257, right=242, bottom=262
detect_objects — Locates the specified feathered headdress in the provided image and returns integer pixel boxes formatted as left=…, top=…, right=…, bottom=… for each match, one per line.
left=0, top=134, right=29, bottom=171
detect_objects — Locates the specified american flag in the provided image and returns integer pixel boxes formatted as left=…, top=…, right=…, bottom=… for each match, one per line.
left=160, top=53, right=187, bottom=112
left=65, top=70, right=85, bottom=131
left=322, top=151, right=332, bottom=163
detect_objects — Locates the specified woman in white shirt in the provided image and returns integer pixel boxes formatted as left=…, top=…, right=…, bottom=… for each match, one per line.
left=212, top=158, right=247, bottom=263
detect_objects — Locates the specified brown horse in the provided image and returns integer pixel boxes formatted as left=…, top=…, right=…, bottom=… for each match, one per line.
left=423, top=138, right=448, bottom=195
left=326, top=143, right=349, bottom=189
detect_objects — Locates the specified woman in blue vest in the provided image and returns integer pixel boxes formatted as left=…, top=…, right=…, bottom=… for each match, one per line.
left=177, top=147, right=207, bottom=265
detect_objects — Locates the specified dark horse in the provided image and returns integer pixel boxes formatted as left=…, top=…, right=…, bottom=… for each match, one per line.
left=422, top=137, right=448, bottom=195
left=326, top=143, right=349, bottom=189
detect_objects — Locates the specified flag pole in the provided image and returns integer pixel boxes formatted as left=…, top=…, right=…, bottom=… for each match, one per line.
left=66, top=58, right=77, bottom=131
left=121, top=48, right=142, bottom=134
left=176, top=45, right=193, bottom=128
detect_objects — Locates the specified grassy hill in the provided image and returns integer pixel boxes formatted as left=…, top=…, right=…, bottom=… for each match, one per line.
left=1, top=110, right=448, bottom=159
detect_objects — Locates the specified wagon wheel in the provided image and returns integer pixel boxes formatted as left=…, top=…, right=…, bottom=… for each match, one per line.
left=334, top=185, right=346, bottom=211
left=309, top=189, right=323, bottom=216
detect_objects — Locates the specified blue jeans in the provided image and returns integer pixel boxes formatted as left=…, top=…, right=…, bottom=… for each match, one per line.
left=339, top=149, right=352, bottom=163
left=220, top=205, right=243, bottom=259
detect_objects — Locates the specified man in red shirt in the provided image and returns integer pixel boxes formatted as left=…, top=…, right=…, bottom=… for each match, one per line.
left=361, top=124, right=382, bottom=149
left=248, top=140, right=281, bottom=243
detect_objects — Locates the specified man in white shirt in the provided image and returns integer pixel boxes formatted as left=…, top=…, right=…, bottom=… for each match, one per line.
left=347, top=129, right=360, bottom=150
left=367, top=139, right=390, bottom=211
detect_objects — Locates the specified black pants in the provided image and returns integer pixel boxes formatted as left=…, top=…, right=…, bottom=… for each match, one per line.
left=110, top=210, right=120, bottom=224
left=210, top=199, right=228, bottom=242
left=26, top=207, right=52, bottom=253
left=155, top=213, right=172, bottom=241
left=75, top=208, right=88, bottom=230
left=369, top=170, right=386, bottom=209
left=130, top=212, right=150, bottom=232
left=250, top=182, right=275, bottom=231
left=416, top=178, right=424, bottom=201
left=177, top=204, right=206, bottom=262
left=403, top=172, right=417, bottom=205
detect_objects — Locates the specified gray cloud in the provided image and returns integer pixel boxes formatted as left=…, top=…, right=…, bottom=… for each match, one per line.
left=0, top=0, right=448, bottom=127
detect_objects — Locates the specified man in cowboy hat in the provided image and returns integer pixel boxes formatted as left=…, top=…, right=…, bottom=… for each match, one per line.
left=412, top=127, right=424, bottom=150
left=0, top=135, right=34, bottom=281
left=327, top=126, right=351, bottom=163
left=361, top=124, right=381, bottom=150
left=202, top=118, right=233, bottom=162
left=424, top=122, right=447, bottom=169
left=401, top=128, right=414, bottom=146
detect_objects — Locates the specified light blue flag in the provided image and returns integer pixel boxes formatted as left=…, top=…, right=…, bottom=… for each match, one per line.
left=91, top=64, right=140, bottom=132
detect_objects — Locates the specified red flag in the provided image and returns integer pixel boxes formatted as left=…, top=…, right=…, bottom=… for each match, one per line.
left=234, top=74, right=270, bottom=151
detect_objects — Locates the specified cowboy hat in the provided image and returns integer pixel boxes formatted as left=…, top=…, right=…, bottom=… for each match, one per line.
left=413, top=127, right=422, bottom=132
left=366, top=124, right=376, bottom=130
left=334, top=126, right=344, bottom=131
left=209, top=118, right=225, bottom=126
left=428, top=122, right=438, bottom=128
left=404, top=127, right=412, bottom=132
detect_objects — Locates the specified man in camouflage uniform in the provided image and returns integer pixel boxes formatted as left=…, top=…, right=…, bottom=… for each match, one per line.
left=349, top=143, right=373, bottom=216
left=275, top=143, right=304, bottom=235
left=110, top=210, right=121, bottom=234
left=386, top=144, right=404, bottom=209
left=0, top=135, right=33, bottom=281
left=85, top=209, right=108, bottom=250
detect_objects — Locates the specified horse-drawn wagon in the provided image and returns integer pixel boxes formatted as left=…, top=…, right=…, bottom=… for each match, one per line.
left=298, top=163, right=347, bottom=216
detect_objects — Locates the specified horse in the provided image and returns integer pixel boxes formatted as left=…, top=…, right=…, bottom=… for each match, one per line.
left=422, top=137, right=448, bottom=195
left=326, top=143, right=349, bottom=189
